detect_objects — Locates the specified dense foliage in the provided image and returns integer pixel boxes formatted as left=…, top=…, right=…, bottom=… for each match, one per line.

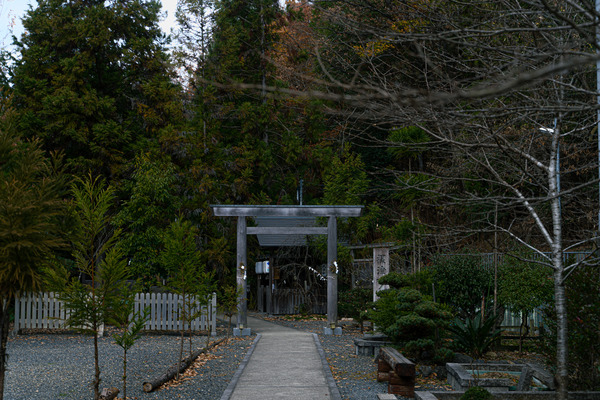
left=431, top=254, right=494, bottom=319
left=9, top=0, right=181, bottom=180
left=368, top=272, right=454, bottom=364
left=542, top=263, right=600, bottom=390
left=0, top=128, right=67, bottom=400
left=498, top=251, right=553, bottom=350
left=2, top=1, right=600, bottom=397
left=460, top=387, right=493, bottom=400
left=338, top=287, right=371, bottom=320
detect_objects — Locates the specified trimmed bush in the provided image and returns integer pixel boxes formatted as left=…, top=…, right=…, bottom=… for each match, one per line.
left=460, top=386, right=493, bottom=400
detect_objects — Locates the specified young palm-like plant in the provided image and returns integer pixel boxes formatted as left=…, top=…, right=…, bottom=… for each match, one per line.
left=112, top=297, right=149, bottom=400
left=448, top=313, right=501, bottom=359
left=221, top=285, right=242, bottom=339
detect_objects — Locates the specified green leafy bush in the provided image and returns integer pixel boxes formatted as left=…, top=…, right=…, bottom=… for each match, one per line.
left=498, top=250, right=553, bottom=351
left=432, top=254, right=493, bottom=319
left=403, top=338, right=434, bottom=356
left=433, top=347, right=455, bottom=365
left=367, top=273, right=453, bottom=363
left=448, top=313, right=501, bottom=358
left=338, top=287, right=371, bottom=320
left=460, top=386, right=493, bottom=400
left=388, top=314, right=437, bottom=340
left=379, top=271, right=409, bottom=289
left=541, top=263, right=600, bottom=390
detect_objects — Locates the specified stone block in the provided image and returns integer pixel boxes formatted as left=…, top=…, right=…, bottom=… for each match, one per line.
left=517, top=366, right=534, bottom=391
left=233, top=327, right=251, bottom=337
left=413, top=392, right=439, bottom=400
left=323, top=326, right=343, bottom=335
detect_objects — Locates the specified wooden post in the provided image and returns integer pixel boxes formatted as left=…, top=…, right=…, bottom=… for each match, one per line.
left=327, top=216, right=338, bottom=327
left=211, top=292, right=217, bottom=336
left=237, top=216, right=247, bottom=328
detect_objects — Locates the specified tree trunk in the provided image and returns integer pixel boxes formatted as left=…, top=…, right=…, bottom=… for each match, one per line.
left=228, top=315, right=232, bottom=339
left=549, top=124, right=568, bottom=400
left=177, top=291, right=186, bottom=380
left=98, top=387, right=119, bottom=400
left=519, top=311, right=529, bottom=354
left=122, top=350, right=127, bottom=400
left=554, top=270, right=569, bottom=400
left=94, top=325, right=101, bottom=400
left=189, top=323, right=193, bottom=357
left=205, top=323, right=211, bottom=349
left=0, top=298, right=12, bottom=400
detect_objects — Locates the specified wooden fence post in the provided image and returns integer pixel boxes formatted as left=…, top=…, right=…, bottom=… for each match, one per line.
left=211, top=292, right=217, bottom=336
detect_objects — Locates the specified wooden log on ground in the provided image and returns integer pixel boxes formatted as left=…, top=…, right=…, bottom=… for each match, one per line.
left=379, top=347, right=415, bottom=376
left=99, top=387, right=119, bottom=400
left=379, top=347, right=416, bottom=398
left=377, top=359, right=393, bottom=382
left=377, top=371, right=391, bottom=382
left=143, top=337, right=227, bottom=392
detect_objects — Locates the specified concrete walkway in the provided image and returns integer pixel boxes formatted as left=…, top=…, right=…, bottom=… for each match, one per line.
left=222, top=316, right=341, bottom=400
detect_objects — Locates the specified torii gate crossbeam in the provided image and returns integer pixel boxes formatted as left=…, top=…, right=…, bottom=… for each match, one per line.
left=211, top=205, right=363, bottom=334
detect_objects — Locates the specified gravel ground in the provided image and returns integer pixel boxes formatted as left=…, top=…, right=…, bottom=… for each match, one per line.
left=5, top=325, right=254, bottom=400
left=5, top=316, right=451, bottom=400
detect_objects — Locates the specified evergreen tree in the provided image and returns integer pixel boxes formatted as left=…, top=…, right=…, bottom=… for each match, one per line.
left=0, top=129, right=67, bottom=400
left=111, top=283, right=149, bottom=400
left=113, top=153, right=180, bottom=282
left=46, top=174, right=128, bottom=400
left=161, top=218, right=213, bottom=377
left=10, top=0, right=181, bottom=180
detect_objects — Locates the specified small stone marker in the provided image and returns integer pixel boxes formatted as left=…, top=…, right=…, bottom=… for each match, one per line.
left=373, top=247, right=390, bottom=301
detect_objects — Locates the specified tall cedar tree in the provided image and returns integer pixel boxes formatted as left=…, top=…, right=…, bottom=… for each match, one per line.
left=113, top=153, right=180, bottom=281
left=9, top=0, right=181, bottom=180
left=196, top=0, right=283, bottom=203
left=168, top=0, right=348, bottom=285
left=0, top=129, right=66, bottom=400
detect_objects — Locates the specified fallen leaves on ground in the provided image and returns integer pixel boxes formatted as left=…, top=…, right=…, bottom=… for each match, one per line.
left=162, top=352, right=223, bottom=388
left=157, top=337, right=250, bottom=391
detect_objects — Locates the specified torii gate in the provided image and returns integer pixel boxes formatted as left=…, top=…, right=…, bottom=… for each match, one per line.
left=211, top=205, right=363, bottom=334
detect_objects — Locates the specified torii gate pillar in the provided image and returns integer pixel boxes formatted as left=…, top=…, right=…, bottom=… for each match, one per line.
left=327, top=216, right=338, bottom=328
left=236, top=216, right=248, bottom=329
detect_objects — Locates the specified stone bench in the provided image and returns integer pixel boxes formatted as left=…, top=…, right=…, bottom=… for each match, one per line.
left=354, top=334, right=392, bottom=356
left=377, top=347, right=415, bottom=398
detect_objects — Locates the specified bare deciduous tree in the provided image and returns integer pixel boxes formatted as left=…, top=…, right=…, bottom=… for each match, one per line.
left=263, top=1, right=600, bottom=397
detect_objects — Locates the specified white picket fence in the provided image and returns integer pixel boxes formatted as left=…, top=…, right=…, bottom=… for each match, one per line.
left=13, top=292, right=217, bottom=336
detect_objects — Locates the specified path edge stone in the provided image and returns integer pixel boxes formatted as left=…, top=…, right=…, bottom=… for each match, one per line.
left=220, top=333, right=262, bottom=400
left=313, top=333, right=343, bottom=400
